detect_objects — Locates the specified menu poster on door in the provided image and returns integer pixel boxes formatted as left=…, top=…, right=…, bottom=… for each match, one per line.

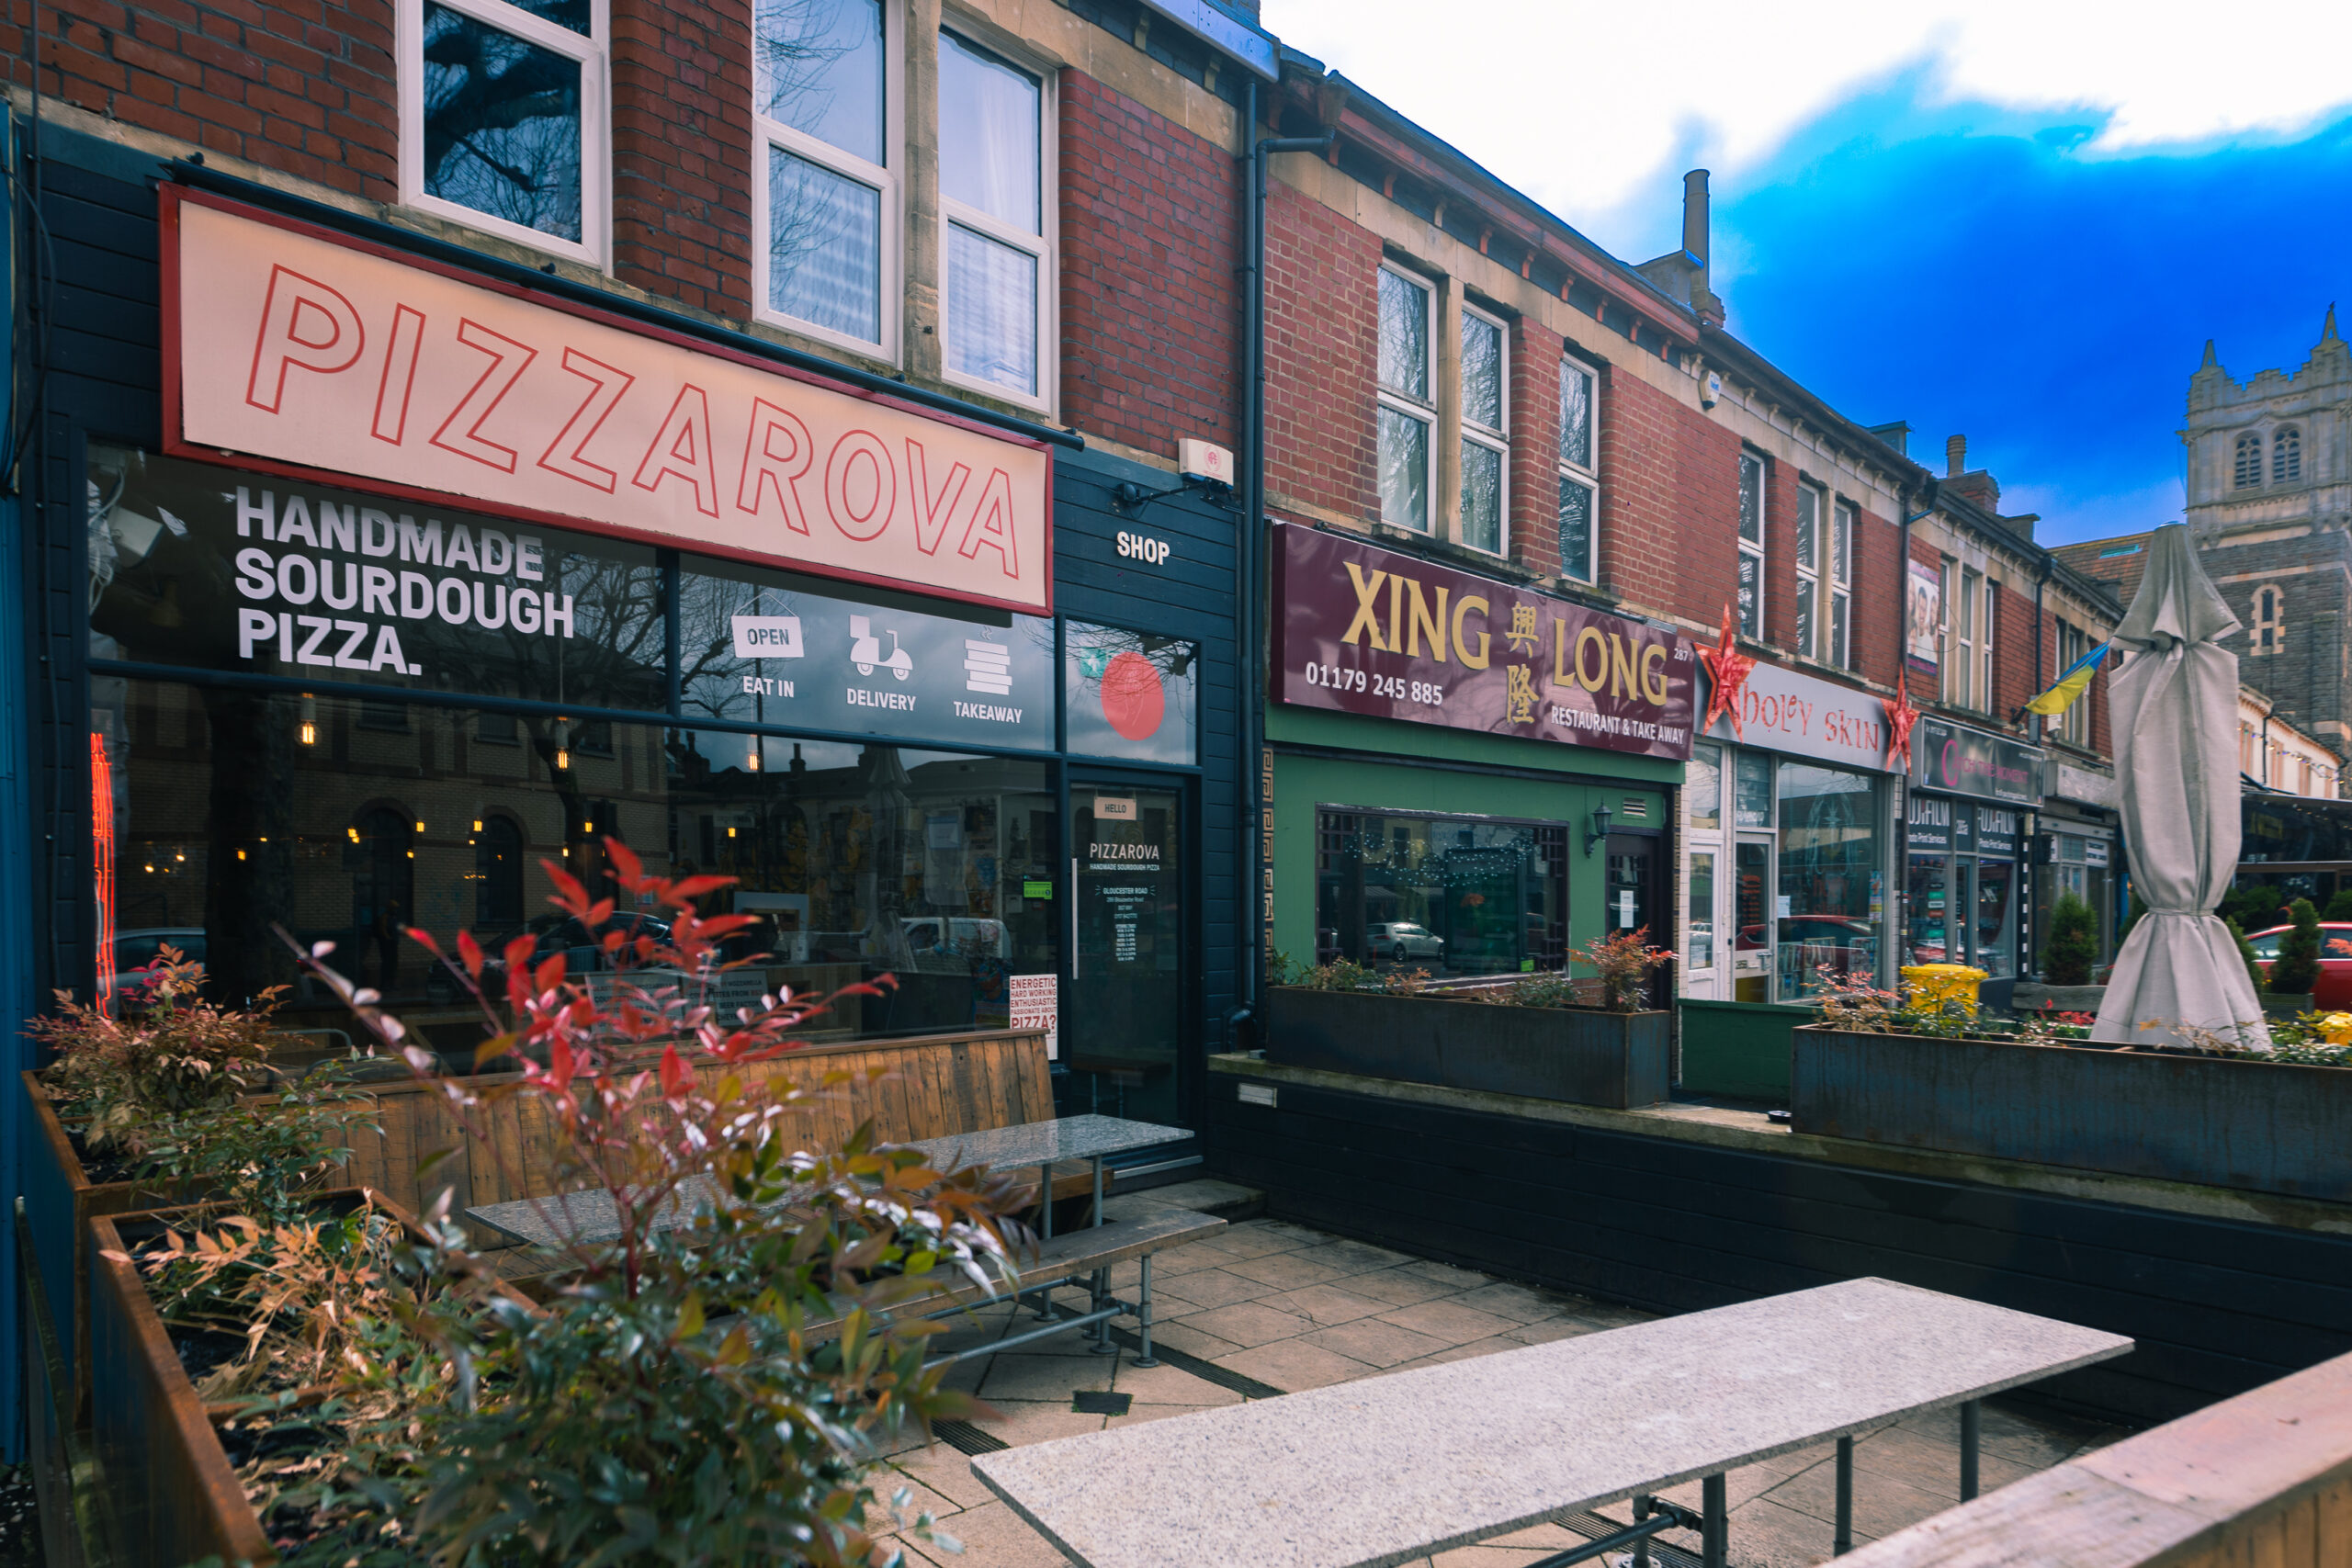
left=1009, top=973, right=1058, bottom=1061
left=1272, top=525, right=1695, bottom=760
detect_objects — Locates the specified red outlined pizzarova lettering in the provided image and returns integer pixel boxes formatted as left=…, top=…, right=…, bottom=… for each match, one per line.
left=371, top=303, right=425, bottom=446
left=734, top=398, right=814, bottom=535
left=245, top=265, right=365, bottom=412
left=429, top=318, right=539, bottom=473
left=537, top=346, right=635, bottom=493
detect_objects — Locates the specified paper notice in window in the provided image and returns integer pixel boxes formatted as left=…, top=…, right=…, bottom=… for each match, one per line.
left=1009, top=973, right=1058, bottom=1061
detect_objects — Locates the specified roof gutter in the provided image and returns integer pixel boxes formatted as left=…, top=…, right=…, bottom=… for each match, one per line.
left=1137, top=0, right=1279, bottom=80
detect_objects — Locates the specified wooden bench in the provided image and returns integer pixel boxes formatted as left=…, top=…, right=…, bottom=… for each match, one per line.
left=316, top=1026, right=1125, bottom=1240
left=972, top=1278, right=2133, bottom=1568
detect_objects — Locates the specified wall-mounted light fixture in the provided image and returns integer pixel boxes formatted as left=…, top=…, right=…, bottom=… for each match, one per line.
left=1584, top=802, right=1614, bottom=857
left=299, top=694, right=318, bottom=746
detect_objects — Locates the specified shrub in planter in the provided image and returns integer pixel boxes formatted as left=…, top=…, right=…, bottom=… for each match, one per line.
left=2325, top=889, right=2352, bottom=922
left=2270, top=898, right=2324, bottom=997
left=2044, top=893, right=2098, bottom=987
left=102, top=840, right=1023, bottom=1568
left=2222, top=917, right=2268, bottom=998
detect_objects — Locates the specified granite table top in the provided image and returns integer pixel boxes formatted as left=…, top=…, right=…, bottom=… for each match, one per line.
left=970, top=1277, right=2133, bottom=1568
left=461, top=1114, right=1187, bottom=1248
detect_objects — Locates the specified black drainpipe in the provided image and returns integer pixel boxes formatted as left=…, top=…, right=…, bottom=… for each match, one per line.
left=1229, top=83, right=1334, bottom=1052
left=2030, top=555, right=2053, bottom=743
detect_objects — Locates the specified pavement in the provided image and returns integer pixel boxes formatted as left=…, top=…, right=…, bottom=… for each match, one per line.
left=871, top=1179, right=2128, bottom=1568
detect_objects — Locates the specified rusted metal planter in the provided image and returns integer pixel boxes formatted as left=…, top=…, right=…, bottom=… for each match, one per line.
left=1791, top=1025, right=2352, bottom=1201
left=20, top=1071, right=211, bottom=1427
left=89, top=1190, right=435, bottom=1568
left=1267, top=988, right=1671, bottom=1109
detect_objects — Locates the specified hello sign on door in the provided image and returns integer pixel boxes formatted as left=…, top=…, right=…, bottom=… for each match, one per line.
left=162, top=187, right=1054, bottom=615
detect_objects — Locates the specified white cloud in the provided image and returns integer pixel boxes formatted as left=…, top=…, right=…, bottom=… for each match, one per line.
left=1259, top=0, right=2352, bottom=250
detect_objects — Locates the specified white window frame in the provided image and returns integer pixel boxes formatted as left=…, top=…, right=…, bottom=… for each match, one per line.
left=1457, top=301, right=1510, bottom=557
left=1556, top=352, right=1600, bottom=583
left=1951, top=564, right=1980, bottom=709
left=1736, top=450, right=1765, bottom=639
left=1979, top=577, right=1996, bottom=710
left=935, top=27, right=1057, bottom=414
left=1793, top=481, right=1824, bottom=660
left=398, top=0, right=610, bottom=267
left=750, top=0, right=903, bottom=364
left=1376, top=262, right=1437, bottom=533
left=1830, top=496, right=1855, bottom=669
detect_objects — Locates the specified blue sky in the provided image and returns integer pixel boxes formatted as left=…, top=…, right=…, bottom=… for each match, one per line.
left=1259, top=2, right=2352, bottom=544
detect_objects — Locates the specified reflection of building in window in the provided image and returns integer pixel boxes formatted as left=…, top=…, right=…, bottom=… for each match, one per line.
left=754, top=0, right=893, bottom=350
left=1311, top=807, right=1569, bottom=978
left=1458, top=306, right=1509, bottom=554
left=1376, top=265, right=1436, bottom=532
left=1557, top=355, right=1600, bottom=582
left=2234, top=432, right=2263, bottom=489
left=1736, top=451, right=1765, bottom=638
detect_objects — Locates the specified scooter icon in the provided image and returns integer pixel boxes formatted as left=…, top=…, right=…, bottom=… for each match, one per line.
left=849, top=615, right=913, bottom=681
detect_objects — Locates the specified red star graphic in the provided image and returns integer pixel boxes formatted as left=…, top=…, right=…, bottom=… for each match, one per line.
left=1883, top=670, right=1921, bottom=772
left=1698, top=604, right=1757, bottom=741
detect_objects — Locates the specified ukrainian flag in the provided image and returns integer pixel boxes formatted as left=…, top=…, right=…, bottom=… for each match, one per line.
left=2027, top=640, right=2110, bottom=716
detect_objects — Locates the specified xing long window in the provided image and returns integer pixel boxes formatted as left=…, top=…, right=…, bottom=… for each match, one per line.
left=402, top=0, right=605, bottom=263
left=1376, top=265, right=1435, bottom=532
left=1313, top=807, right=1569, bottom=978
left=1736, top=451, right=1765, bottom=639
left=754, top=0, right=896, bottom=355
left=939, top=30, right=1050, bottom=405
left=1458, top=306, right=1509, bottom=556
left=1557, top=355, right=1598, bottom=583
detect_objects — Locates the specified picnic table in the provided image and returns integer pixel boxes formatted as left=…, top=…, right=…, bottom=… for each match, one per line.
left=460, top=1113, right=1204, bottom=1364
left=972, top=1277, right=2132, bottom=1568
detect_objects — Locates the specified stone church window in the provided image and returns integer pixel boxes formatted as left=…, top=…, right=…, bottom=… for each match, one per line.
left=2254, top=586, right=2285, bottom=654
left=2233, top=432, right=2264, bottom=489
left=2273, top=426, right=2302, bottom=483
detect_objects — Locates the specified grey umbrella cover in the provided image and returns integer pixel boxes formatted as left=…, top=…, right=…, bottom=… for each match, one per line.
left=2091, top=525, right=2272, bottom=1049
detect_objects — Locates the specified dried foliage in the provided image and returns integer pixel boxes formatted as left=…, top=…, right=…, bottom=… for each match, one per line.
left=32, top=947, right=280, bottom=1151
left=1570, top=927, right=1676, bottom=1013
left=1271, top=953, right=1430, bottom=995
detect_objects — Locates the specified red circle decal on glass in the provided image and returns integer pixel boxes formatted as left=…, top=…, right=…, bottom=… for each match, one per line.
left=1100, top=651, right=1166, bottom=740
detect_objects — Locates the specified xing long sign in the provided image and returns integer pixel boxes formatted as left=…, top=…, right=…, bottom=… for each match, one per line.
left=1271, top=524, right=1694, bottom=759
left=162, top=187, right=1054, bottom=615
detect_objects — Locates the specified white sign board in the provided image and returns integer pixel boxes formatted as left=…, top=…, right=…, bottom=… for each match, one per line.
left=1009, top=972, right=1059, bottom=1061
left=1696, top=661, right=1899, bottom=774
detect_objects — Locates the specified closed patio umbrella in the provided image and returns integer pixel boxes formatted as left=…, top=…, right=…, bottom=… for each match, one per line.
left=2092, top=525, right=2270, bottom=1049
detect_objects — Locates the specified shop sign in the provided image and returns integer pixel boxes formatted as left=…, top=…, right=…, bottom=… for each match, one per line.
left=1906, top=559, right=1941, bottom=673
left=1695, top=662, right=1898, bottom=774
left=1271, top=525, right=1693, bottom=761
left=1912, top=716, right=2042, bottom=806
left=1008, top=973, right=1058, bottom=1061
left=164, top=189, right=1054, bottom=615
left=1973, top=807, right=2020, bottom=857
left=1906, top=794, right=1955, bottom=852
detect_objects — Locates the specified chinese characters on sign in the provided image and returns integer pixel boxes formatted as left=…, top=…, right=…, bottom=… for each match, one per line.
left=1270, top=525, right=1694, bottom=760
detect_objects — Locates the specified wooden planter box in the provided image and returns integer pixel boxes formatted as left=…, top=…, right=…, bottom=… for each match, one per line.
left=1266, top=987, right=1671, bottom=1109
left=89, top=1190, right=439, bottom=1568
left=20, top=1072, right=211, bottom=1429
left=1791, top=1025, right=2352, bottom=1201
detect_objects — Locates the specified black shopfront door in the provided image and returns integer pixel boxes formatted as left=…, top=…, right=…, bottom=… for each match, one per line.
left=1605, top=831, right=1670, bottom=1008
left=1067, top=782, right=1188, bottom=1124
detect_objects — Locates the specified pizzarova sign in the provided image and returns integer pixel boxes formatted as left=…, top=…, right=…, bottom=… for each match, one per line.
left=163, top=188, right=1053, bottom=615
left=1271, top=525, right=1694, bottom=760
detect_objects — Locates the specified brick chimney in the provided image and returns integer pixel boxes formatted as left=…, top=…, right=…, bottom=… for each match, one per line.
left=1941, top=433, right=2002, bottom=511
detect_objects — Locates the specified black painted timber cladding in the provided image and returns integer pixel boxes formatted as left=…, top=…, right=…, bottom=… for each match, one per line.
left=1207, top=1076, right=2352, bottom=1424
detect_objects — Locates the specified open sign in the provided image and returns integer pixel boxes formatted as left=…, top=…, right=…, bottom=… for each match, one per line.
left=731, top=615, right=805, bottom=659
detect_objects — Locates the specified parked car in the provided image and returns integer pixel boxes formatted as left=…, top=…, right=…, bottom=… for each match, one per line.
left=110, top=928, right=206, bottom=998
left=1365, top=921, right=1446, bottom=964
left=426, top=911, right=675, bottom=1000
left=2245, top=923, right=2352, bottom=1009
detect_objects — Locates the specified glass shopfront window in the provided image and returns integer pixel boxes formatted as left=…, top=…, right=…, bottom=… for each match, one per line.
left=91, top=680, right=1059, bottom=1058
left=1775, top=761, right=1881, bottom=998
left=1314, top=808, right=1568, bottom=977
left=1905, top=794, right=2024, bottom=978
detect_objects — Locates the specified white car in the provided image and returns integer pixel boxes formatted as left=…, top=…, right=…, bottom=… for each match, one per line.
left=1366, top=921, right=1445, bottom=963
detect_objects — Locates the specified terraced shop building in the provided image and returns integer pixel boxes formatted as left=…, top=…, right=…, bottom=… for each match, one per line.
left=8, top=0, right=1289, bottom=1323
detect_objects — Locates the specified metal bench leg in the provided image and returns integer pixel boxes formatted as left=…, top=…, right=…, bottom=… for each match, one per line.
left=1132, top=1254, right=1159, bottom=1367
left=1033, top=1162, right=1057, bottom=1320
left=1834, top=1436, right=1853, bottom=1555
left=1631, top=1494, right=1653, bottom=1568
left=1960, top=1400, right=1981, bottom=1501
left=1702, top=1474, right=1726, bottom=1568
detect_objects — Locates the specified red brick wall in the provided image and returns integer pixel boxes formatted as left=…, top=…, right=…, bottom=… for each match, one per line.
left=1761, top=457, right=1799, bottom=652
left=10, top=0, right=398, bottom=197
left=610, top=0, right=751, bottom=317
left=1850, top=504, right=1898, bottom=683
left=1058, top=69, right=1239, bottom=457
left=1262, top=177, right=1378, bottom=523
left=1508, top=315, right=1561, bottom=578
left=1656, top=401, right=1741, bottom=628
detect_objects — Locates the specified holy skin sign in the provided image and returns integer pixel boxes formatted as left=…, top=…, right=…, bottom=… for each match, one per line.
left=163, top=187, right=1054, bottom=615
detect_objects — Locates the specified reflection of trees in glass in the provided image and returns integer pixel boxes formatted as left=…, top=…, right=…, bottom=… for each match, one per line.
left=678, top=574, right=800, bottom=721
left=401, top=547, right=665, bottom=712
left=422, top=3, right=582, bottom=241
left=1068, top=622, right=1193, bottom=680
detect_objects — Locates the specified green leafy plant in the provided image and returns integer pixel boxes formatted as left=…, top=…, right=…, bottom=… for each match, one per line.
left=228, top=837, right=1024, bottom=1568
left=1571, top=927, right=1676, bottom=1012
left=2223, top=917, right=2269, bottom=998
left=2043, top=893, right=2098, bottom=987
left=1271, top=953, right=1429, bottom=995
left=2324, top=888, right=2352, bottom=923
left=2269, top=898, right=2324, bottom=996
left=31, top=946, right=282, bottom=1152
